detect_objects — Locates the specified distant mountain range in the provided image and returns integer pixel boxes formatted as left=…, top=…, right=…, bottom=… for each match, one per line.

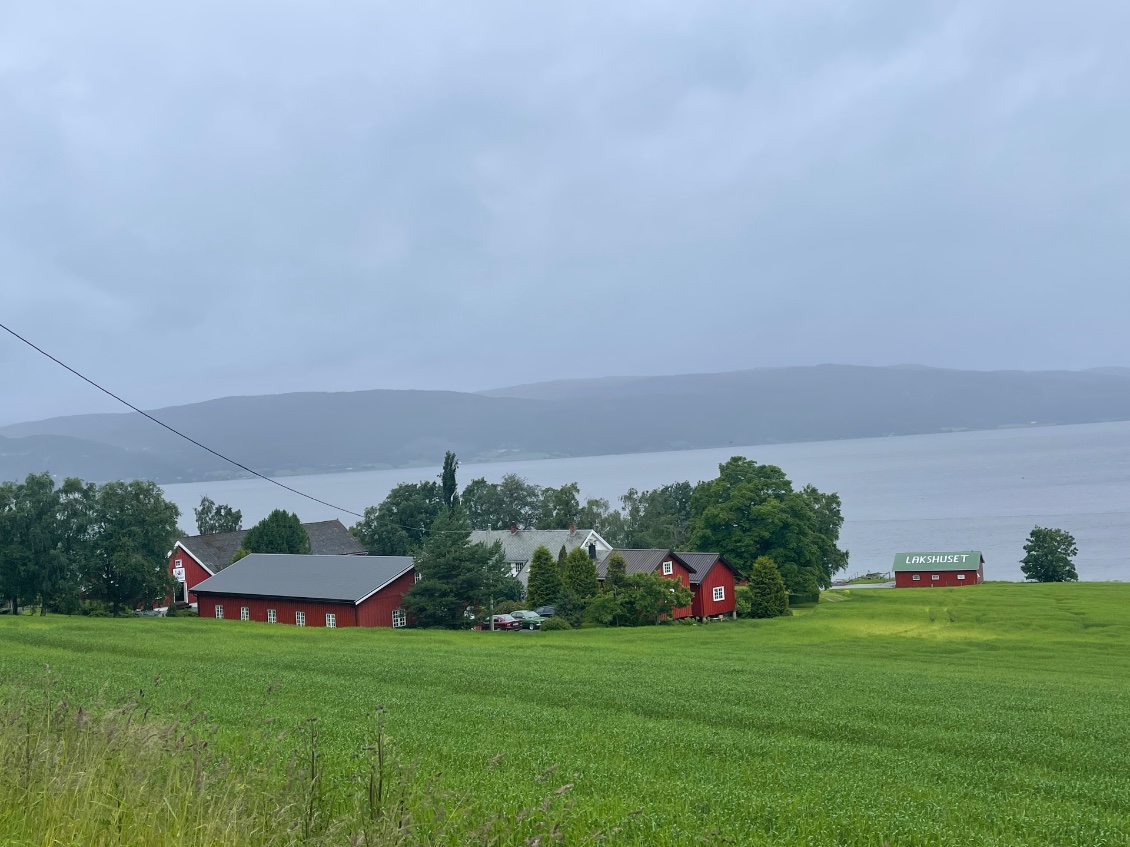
left=3, top=364, right=1130, bottom=484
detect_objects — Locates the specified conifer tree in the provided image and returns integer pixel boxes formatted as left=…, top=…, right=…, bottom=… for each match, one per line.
left=525, top=545, right=560, bottom=608
left=603, top=552, right=627, bottom=595
left=748, top=555, right=790, bottom=618
left=562, top=545, right=599, bottom=600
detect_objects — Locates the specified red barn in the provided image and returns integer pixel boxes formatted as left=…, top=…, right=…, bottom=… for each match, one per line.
left=192, top=553, right=416, bottom=628
left=677, top=552, right=739, bottom=619
left=598, top=549, right=696, bottom=619
left=168, top=519, right=367, bottom=605
left=893, top=551, right=984, bottom=588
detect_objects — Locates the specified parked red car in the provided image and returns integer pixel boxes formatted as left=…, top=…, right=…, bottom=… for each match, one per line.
left=484, top=614, right=523, bottom=631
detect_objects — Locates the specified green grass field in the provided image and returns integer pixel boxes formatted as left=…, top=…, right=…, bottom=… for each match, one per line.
left=2, top=583, right=1129, bottom=846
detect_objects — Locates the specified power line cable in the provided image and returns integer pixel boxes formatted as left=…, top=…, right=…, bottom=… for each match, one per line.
left=1, top=320, right=364, bottom=519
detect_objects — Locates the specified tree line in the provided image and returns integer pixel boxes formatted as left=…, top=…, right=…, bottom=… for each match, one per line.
left=0, top=473, right=180, bottom=616
left=352, top=454, right=850, bottom=598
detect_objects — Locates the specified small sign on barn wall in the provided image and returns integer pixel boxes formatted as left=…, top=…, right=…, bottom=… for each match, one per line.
left=173, top=567, right=186, bottom=582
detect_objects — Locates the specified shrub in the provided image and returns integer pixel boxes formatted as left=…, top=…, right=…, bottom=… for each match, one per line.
left=540, top=617, right=573, bottom=631
left=494, top=600, right=524, bottom=615
left=735, top=585, right=752, bottom=618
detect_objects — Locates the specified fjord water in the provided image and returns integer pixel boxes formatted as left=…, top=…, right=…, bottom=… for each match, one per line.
left=162, top=420, right=1130, bottom=582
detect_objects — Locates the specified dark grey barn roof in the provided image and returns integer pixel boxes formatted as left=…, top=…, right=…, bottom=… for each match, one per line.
left=596, top=549, right=696, bottom=579
left=192, top=554, right=413, bottom=604
left=675, top=552, right=734, bottom=584
left=175, top=519, right=367, bottom=573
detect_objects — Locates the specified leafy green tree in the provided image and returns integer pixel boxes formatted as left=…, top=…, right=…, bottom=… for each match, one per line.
left=351, top=481, right=444, bottom=555
left=620, top=572, right=694, bottom=626
left=441, top=451, right=459, bottom=510
left=461, top=477, right=504, bottom=529
left=561, top=545, right=599, bottom=600
left=400, top=507, right=514, bottom=628
left=194, top=496, right=243, bottom=535
left=583, top=591, right=620, bottom=625
left=242, top=509, right=311, bottom=555
left=734, top=584, right=753, bottom=618
left=497, top=474, right=542, bottom=529
left=688, top=457, right=848, bottom=593
left=1021, top=526, right=1079, bottom=582
left=85, top=480, right=180, bottom=616
left=620, top=482, right=694, bottom=549
left=524, top=545, right=560, bottom=609
left=747, top=556, right=790, bottom=618
left=537, top=483, right=580, bottom=529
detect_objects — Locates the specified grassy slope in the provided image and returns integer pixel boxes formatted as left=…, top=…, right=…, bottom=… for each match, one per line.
left=1, top=583, right=1128, bottom=846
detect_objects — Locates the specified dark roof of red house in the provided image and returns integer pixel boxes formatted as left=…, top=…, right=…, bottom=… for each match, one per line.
left=192, top=554, right=413, bottom=604
left=597, top=549, right=695, bottom=579
left=175, top=519, right=367, bottom=573
left=675, top=552, right=739, bottom=584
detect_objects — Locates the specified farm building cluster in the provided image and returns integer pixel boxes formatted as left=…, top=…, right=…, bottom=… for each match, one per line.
left=171, top=523, right=740, bottom=628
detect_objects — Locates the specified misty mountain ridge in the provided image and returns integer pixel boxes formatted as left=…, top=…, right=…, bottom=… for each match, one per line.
left=4, top=364, right=1130, bottom=484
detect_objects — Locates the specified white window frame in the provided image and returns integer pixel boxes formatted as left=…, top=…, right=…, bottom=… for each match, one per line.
left=215, top=604, right=224, bottom=619
left=392, top=608, right=406, bottom=628
left=932, top=574, right=940, bottom=581
left=240, top=606, right=249, bottom=621
left=957, top=574, right=966, bottom=580
left=267, top=608, right=277, bottom=623
left=662, top=561, right=673, bottom=576
left=912, top=574, right=921, bottom=581
left=712, top=585, right=725, bottom=602
left=325, top=613, right=336, bottom=628
left=415, top=570, right=424, bottom=582
left=296, top=610, right=306, bottom=627
left=175, top=558, right=183, bottom=567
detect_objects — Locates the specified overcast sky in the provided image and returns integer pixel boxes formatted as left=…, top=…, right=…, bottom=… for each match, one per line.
left=2, top=0, right=1128, bottom=425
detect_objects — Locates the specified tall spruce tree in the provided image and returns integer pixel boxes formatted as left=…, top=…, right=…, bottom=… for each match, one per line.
left=441, top=451, right=459, bottom=510
left=562, top=545, right=599, bottom=600
left=525, top=545, right=560, bottom=608
left=748, top=556, right=790, bottom=618
left=400, top=507, right=514, bottom=627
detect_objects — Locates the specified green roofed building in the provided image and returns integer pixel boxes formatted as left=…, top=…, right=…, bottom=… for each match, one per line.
left=893, top=551, right=984, bottom=588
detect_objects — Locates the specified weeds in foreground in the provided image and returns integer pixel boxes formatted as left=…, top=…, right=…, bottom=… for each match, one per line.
left=0, top=669, right=573, bottom=847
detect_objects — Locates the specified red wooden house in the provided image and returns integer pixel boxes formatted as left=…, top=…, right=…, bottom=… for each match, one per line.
left=893, top=551, right=984, bottom=588
left=597, top=549, right=696, bottom=619
left=677, top=552, right=739, bottom=619
left=192, top=553, right=416, bottom=628
left=168, top=519, right=367, bottom=605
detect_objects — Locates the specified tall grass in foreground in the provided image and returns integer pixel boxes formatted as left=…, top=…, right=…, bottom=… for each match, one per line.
left=0, top=672, right=573, bottom=847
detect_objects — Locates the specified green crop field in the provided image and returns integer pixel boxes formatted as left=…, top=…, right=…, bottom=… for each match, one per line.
left=1, top=583, right=1129, bottom=846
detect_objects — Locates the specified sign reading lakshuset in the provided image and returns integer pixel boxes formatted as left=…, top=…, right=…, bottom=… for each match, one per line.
left=893, top=552, right=983, bottom=571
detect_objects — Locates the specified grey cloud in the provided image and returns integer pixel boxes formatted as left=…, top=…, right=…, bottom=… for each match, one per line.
left=1, top=0, right=1128, bottom=424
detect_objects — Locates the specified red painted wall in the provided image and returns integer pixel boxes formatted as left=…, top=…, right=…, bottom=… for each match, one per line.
left=168, top=547, right=213, bottom=604
left=194, top=568, right=416, bottom=628
left=357, top=569, right=416, bottom=627
left=657, top=558, right=694, bottom=619
left=895, top=564, right=983, bottom=588
left=691, top=560, right=737, bottom=618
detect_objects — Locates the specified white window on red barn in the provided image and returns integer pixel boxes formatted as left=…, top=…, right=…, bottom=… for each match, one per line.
left=957, top=574, right=966, bottom=580
left=392, top=609, right=406, bottom=628
left=662, top=561, right=673, bottom=575
left=240, top=607, right=249, bottom=621
left=932, top=574, right=940, bottom=580
left=267, top=609, right=277, bottom=623
left=326, top=613, right=336, bottom=628
left=415, top=570, right=423, bottom=582
left=713, top=585, right=725, bottom=602
left=215, top=605, right=224, bottom=619
left=296, top=610, right=306, bottom=626
left=912, top=575, right=921, bottom=581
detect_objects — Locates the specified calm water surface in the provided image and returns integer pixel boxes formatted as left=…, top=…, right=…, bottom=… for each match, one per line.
left=162, top=421, right=1130, bottom=582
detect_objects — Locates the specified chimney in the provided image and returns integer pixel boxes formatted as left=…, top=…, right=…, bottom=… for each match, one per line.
left=568, top=522, right=576, bottom=535
left=588, top=542, right=597, bottom=560
left=509, top=522, right=518, bottom=534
